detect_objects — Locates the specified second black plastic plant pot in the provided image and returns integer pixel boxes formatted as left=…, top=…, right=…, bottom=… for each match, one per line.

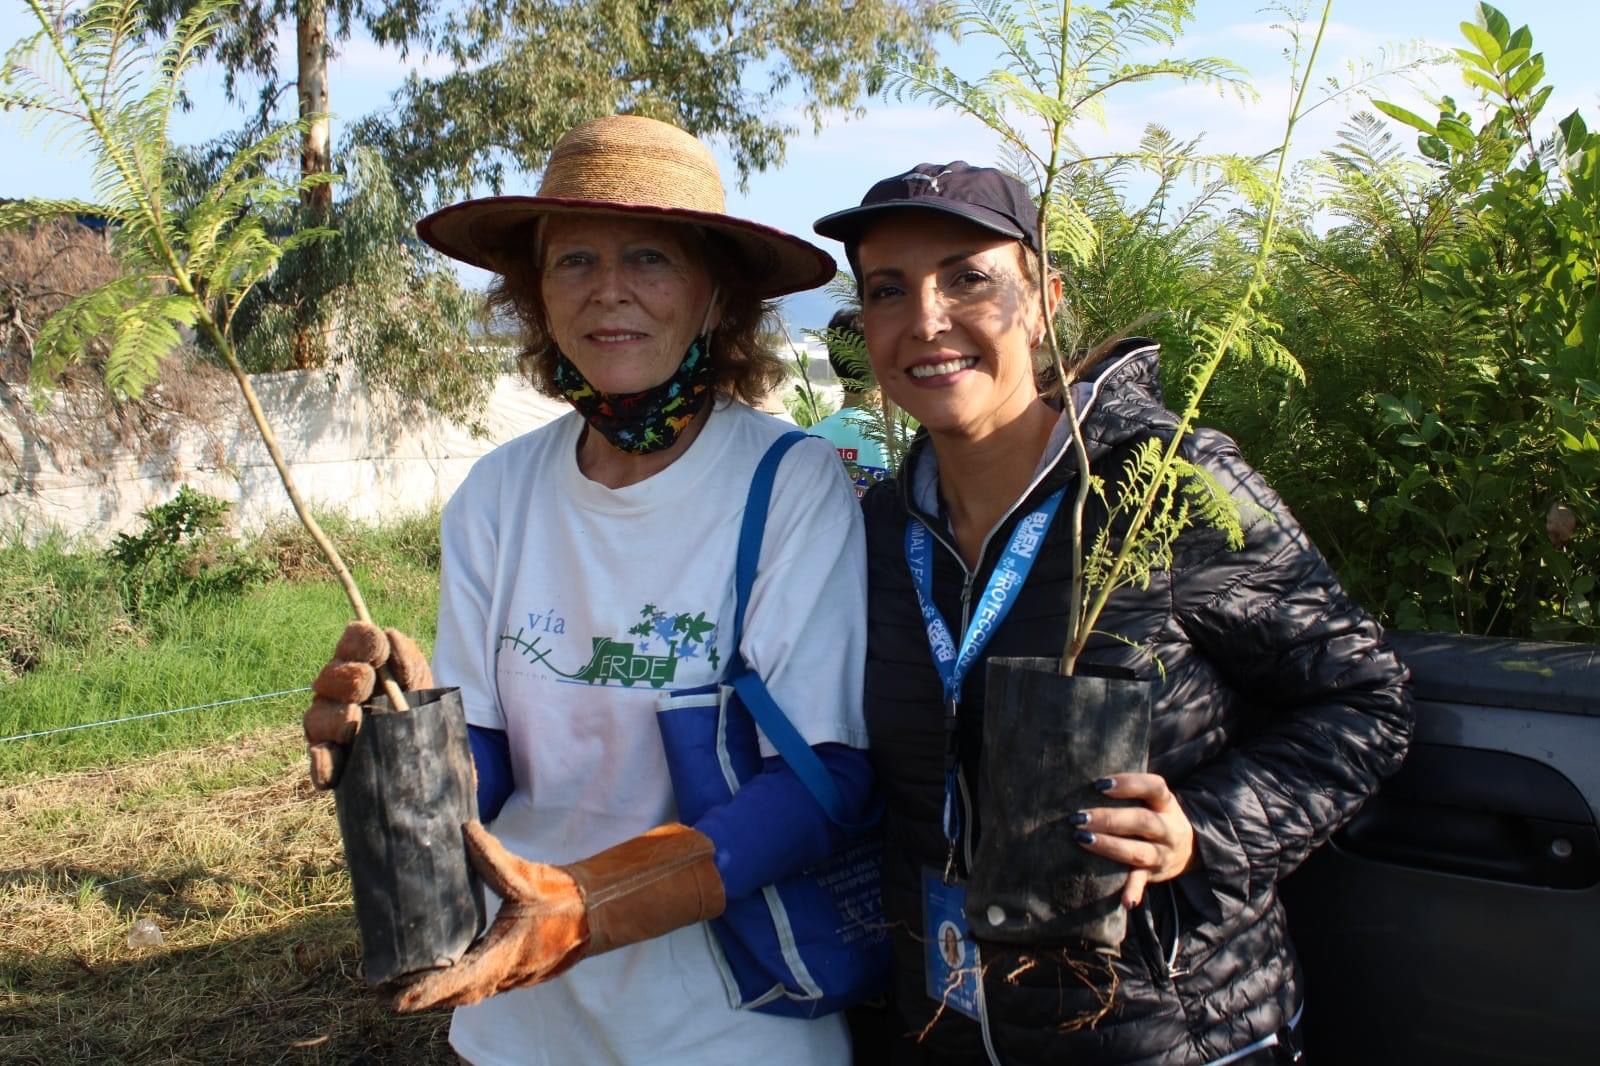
left=334, top=686, right=484, bottom=987
left=966, top=657, right=1153, bottom=956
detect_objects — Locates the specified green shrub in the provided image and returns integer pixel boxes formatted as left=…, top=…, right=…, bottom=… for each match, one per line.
left=106, top=487, right=275, bottom=618
left=1216, top=7, right=1598, bottom=639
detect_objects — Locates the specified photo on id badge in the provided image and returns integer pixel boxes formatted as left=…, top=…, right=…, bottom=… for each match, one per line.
left=923, top=867, right=981, bottom=1020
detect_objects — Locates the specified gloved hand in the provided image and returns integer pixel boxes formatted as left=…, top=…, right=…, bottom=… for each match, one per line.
left=393, top=820, right=725, bottom=1012
left=303, top=621, right=434, bottom=789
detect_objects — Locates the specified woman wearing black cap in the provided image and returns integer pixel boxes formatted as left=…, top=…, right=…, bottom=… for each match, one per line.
left=813, top=165, right=1413, bottom=1064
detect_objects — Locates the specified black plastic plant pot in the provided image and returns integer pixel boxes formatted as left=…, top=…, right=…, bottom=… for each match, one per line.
left=966, top=657, right=1153, bottom=956
left=334, top=686, right=484, bottom=987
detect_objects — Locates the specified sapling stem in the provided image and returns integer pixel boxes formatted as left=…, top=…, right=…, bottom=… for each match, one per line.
left=197, top=315, right=409, bottom=711
left=18, top=0, right=408, bottom=712
left=1058, top=2, right=1333, bottom=671
left=1036, top=205, right=1094, bottom=678
left=1040, top=0, right=1094, bottom=677
left=1017, top=0, right=1333, bottom=676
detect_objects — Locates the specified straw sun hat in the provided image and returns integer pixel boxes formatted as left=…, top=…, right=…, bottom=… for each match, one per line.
left=416, top=115, right=835, bottom=299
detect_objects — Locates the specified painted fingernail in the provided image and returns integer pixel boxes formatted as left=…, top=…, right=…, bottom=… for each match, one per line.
left=1075, top=829, right=1096, bottom=845
left=1095, top=777, right=1117, bottom=792
left=1071, top=811, right=1090, bottom=827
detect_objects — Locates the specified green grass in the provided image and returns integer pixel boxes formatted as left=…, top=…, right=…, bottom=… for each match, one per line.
left=0, top=504, right=442, bottom=782
left=0, top=527, right=132, bottom=672
left=0, top=573, right=438, bottom=780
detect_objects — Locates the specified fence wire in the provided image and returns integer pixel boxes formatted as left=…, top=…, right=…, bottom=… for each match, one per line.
left=1, top=687, right=311, bottom=743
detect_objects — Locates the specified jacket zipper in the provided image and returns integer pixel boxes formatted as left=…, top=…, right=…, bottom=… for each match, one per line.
left=929, top=418, right=1072, bottom=1066
left=958, top=579, right=976, bottom=874
left=913, top=345, right=1155, bottom=1066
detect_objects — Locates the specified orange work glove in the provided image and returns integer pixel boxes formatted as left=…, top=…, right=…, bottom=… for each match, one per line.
left=393, top=820, right=726, bottom=1012
left=303, top=621, right=434, bottom=789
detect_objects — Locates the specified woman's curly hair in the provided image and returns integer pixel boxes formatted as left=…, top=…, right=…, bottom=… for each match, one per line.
left=484, top=223, right=787, bottom=406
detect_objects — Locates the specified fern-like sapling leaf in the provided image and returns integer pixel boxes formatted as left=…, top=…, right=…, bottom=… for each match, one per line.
left=4, top=0, right=403, bottom=707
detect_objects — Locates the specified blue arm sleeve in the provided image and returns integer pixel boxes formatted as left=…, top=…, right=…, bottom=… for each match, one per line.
left=694, top=743, right=876, bottom=901
left=467, top=724, right=515, bottom=823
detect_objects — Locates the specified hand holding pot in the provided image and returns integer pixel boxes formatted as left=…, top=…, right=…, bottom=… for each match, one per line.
left=303, top=622, right=434, bottom=789
left=1074, top=773, right=1195, bottom=909
left=394, top=820, right=724, bottom=1012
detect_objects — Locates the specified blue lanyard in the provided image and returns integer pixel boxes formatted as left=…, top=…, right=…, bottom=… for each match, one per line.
left=904, top=486, right=1066, bottom=870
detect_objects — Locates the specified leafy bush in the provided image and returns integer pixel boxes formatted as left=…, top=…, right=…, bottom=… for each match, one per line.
left=1221, top=4, right=1597, bottom=639
left=106, top=487, right=274, bottom=617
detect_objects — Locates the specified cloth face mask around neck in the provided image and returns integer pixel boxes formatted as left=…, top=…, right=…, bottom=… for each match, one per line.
left=554, top=338, right=715, bottom=456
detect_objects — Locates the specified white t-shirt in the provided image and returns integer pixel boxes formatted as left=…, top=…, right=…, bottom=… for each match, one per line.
left=433, top=399, right=867, bottom=1066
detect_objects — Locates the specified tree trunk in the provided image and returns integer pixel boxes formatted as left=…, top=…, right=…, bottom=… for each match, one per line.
left=293, top=0, right=332, bottom=370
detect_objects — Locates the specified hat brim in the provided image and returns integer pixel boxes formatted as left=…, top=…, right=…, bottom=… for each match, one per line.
left=417, top=196, right=836, bottom=299
left=813, top=198, right=1030, bottom=250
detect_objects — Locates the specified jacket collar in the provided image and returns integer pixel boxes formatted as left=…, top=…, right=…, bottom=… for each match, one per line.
left=898, top=337, right=1166, bottom=530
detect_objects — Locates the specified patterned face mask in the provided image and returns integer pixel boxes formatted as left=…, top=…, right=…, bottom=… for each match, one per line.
left=553, top=337, right=716, bottom=456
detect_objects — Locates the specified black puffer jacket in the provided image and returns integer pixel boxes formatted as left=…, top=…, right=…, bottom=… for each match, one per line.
left=861, top=342, right=1413, bottom=1064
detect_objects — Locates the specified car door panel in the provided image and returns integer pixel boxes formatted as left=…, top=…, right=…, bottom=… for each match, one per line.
left=1282, top=633, right=1599, bottom=1065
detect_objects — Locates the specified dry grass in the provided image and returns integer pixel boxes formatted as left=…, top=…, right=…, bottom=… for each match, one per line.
left=0, top=727, right=453, bottom=1064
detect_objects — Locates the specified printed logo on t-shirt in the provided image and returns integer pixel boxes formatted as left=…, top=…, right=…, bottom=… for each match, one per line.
left=836, top=448, right=888, bottom=499
left=497, top=602, right=721, bottom=688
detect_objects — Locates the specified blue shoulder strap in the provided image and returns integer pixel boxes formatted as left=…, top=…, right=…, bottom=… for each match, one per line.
left=728, top=431, right=862, bottom=828
left=732, top=431, right=808, bottom=643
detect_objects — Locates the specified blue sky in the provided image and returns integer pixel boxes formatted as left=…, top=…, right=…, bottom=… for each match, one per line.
left=4, top=0, right=1597, bottom=328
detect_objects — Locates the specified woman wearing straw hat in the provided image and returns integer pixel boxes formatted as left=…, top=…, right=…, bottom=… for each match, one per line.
left=302, top=115, right=874, bottom=1064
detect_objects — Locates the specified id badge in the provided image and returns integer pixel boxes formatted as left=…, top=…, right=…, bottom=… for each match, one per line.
left=922, top=867, right=982, bottom=1021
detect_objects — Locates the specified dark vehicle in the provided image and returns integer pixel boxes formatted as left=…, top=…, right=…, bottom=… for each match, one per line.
left=1284, top=632, right=1599, bottom=1065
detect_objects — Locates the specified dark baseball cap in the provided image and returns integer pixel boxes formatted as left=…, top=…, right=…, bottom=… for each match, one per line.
left=813, top=161, right=1040, bottom=255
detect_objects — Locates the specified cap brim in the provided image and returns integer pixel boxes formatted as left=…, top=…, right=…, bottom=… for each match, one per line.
left=813, top=198, right=1029, bottom=248
left=417, top=196, right=837, bottom=299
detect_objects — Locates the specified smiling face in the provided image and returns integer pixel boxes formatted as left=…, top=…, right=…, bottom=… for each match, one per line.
left=539, top=216, right=719, bottom=394
left=856, top=211, right=1050, bottom=442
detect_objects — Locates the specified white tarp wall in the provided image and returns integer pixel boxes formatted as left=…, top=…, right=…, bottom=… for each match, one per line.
left=0, top=367, right=570, bottom=544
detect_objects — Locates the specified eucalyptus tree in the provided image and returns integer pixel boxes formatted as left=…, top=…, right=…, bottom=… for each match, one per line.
left=140, top=0, right=442, bottom=367
left=141, top=0, right=439, bottom=211
left=142, top=0, right=943, bottom=374
left=354, top=0, right=944, bottom=203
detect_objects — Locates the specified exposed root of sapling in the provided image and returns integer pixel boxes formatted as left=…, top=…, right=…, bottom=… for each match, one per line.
left=1006, top=954, right=1038, bottom=982
left=1051, top=947, right=1119, bottom=1033
left=917, top=957, right=992, bottom=1044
